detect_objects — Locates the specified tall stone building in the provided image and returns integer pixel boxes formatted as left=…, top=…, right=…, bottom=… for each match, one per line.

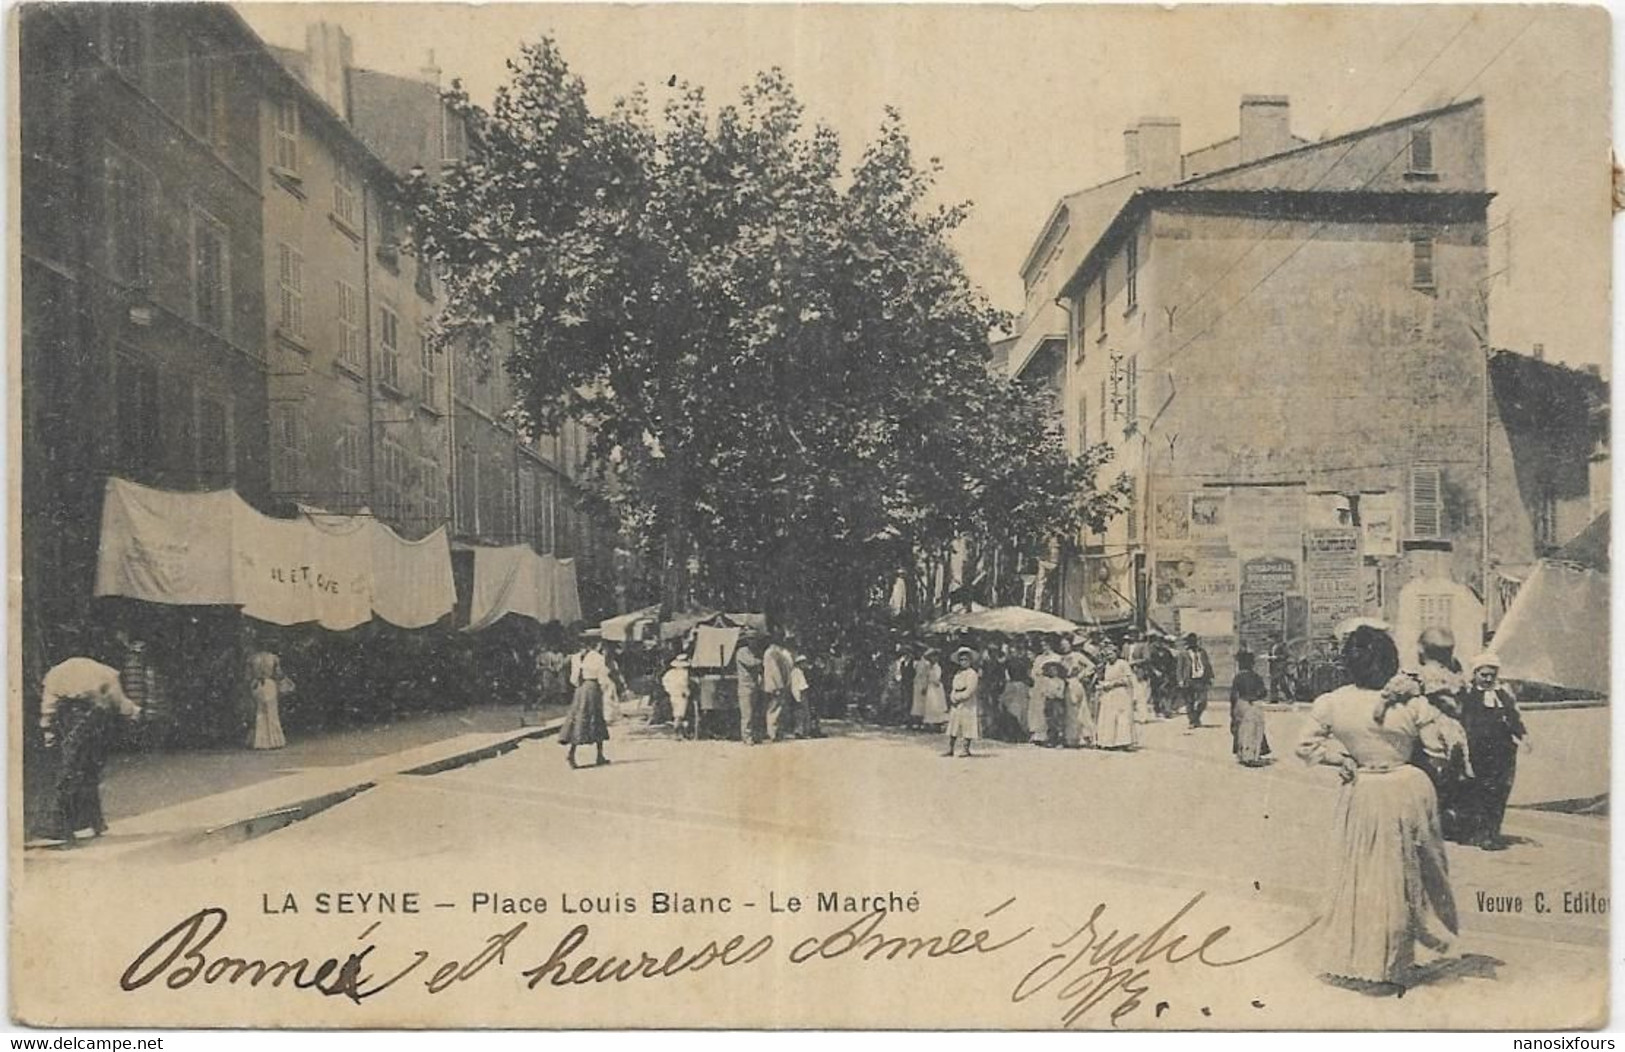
left=1010, top=96, right=1510, bottom=667
left=19, top=5, right=274, bottom=651
left=267, top=27, right=620, bottom=614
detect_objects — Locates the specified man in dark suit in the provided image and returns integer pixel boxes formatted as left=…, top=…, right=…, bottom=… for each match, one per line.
left=1176, top=633, right=1215, bottom=729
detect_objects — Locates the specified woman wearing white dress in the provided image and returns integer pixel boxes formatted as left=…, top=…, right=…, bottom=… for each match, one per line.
left=1094, top=644, right=1137, bottom=749
left=920, top=649, right=950, bottom=729
left=245, top=647, right=288, bottom=750
left=910, top=650, right=931, bottom=727
left=1296, top=625, right=1457, bottom=991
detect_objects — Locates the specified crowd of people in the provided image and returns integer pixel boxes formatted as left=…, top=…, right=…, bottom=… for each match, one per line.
left=533, top=628, right=826, bottom=770
left=874, top=629, right=1218, bottom=757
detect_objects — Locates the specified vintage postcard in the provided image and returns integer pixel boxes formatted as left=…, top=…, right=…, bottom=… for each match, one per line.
left=8, top=1, right=1612, bottom=1031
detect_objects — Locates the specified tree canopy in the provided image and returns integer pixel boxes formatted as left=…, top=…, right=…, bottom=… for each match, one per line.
left=409, top=39, right=1129, bottom=644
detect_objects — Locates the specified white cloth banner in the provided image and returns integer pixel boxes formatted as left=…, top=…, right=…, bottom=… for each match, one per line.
left=93, top=480, right=239, bottom=604
left=234, top=503, right=372, bottom=629
left=464, top=546, right=583, bottom=631
left=371, top=526, right=456, bottom=629
left=94, top=478, right=455, bottom=629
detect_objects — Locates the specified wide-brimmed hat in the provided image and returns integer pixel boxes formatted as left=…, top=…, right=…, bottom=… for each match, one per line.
left=1469, top=651, right=1502, bottom=672
left=1040, top=660, right=1065, bottom=676
left=951, top=646, right=976, bottom=663
left=670, top=655, right=690, bottom=668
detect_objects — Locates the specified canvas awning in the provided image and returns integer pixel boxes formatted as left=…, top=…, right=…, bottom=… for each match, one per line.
left=463, top=545, right=583, bottom=632
left=925, top=606, right=1077, bottom=636
left=600, top=605, right=661, bottom=643
left=1490, top=558, right=1609, bottom=695
left=660, top=610, right=766, bottom=641
left=94, top=478, right=455, bottom=629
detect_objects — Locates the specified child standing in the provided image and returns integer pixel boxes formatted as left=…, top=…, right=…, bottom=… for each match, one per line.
left=944, top=647, right=981, bottom=758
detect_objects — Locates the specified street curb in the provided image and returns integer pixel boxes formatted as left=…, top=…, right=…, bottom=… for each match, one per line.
left=32, top=719, right=565, bottom=864
left=402, top=721, right=561, bottom=776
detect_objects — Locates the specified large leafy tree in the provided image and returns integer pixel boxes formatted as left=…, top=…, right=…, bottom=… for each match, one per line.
left=409, top=39, right=1128, bottom=646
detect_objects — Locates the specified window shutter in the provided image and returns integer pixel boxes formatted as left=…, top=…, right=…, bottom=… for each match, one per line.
left=1410, top=128, right=1434, bottom=173
left=1410, top=230, right=1435, bottom=289
left=1410, top=464, right=1442, bottom=538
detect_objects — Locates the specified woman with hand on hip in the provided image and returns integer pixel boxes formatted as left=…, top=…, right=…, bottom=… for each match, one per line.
left=1296, top=625, right=1457, bottom=992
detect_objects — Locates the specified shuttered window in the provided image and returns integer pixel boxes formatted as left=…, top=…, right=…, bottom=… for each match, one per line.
left=336, top=281, right=361, bottom=368
left=1410, top=230, right=1435, bottom=289
left=378, top=305, right=400, bottom=389
left=278, top=244, right=304, bottom=339
left=1409, top=128, right=1434, bottom=174
left=273, top=98, right=300, bottom=173
left=1410, top=464, right=1442, bottom=538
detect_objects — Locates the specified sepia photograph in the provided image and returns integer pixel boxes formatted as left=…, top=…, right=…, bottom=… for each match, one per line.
left=7, top=1, right=1614, bottom=1032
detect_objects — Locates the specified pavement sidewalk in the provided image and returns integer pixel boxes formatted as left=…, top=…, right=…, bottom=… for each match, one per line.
left=27, top=703, right=568, bottom=860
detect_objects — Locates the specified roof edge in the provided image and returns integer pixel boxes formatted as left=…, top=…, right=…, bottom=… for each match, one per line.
left=1176, top=96, right=1484, bottom=189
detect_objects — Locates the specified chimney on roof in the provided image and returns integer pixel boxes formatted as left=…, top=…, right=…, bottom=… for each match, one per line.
left=1239, top=95, right=1292, bottom=163
left=421, top=49, right=441, bottom=87
left=1123, top=127, right=1141, bottom=177
left=1136, top=116, right=1182, bottom=185
left=305, top=22, right=354, bottom=122
left=1533, top=342, right=1545, bottom=361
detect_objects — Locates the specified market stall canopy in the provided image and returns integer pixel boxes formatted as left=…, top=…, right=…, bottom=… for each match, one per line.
left=661, top=610, right=767, bottom=641
left=463, top=545, right=582, bottom=632
left=1556, top=510, right=1609, bottom=573
left=1490, top=513, right=1610, bottom=695
left=94, top=478, right=454, bottom=629
left=925, top=606, right=1079, bottom=636
left=600, top=605, right=661, bottom=643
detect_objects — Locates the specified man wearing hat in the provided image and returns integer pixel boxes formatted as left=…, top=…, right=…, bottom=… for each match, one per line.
left=944, top=646, right=981, bottom=758
left=1175, top=632, right=1215, bottom=730
left=1457, top=652, right=1529, bottom=850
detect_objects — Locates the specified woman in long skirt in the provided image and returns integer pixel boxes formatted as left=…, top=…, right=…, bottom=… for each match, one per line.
left=1231, top=650, right=1272, bottom=765
left=245, top=648, right=287, bottom=750
left=920, top=650, right=950, bottom=730
left=1000, top=647, right=1033, bottom=743
left=1094, top=645, right=1137, bottom=749
left=1130, top=655, right=1156, bottom=725
left=1296, top=625, right=1457, bottom=990
left=910, top=650, right=930, bottom=728
left=1062, top=667, right=1095, bottom=748
left=559, top=678, right=610, bottom=768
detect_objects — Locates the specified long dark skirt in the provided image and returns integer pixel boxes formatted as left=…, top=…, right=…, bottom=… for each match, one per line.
left=559, top=681, right=609, bottom=746
left=55, top=705, right=113, bottom=838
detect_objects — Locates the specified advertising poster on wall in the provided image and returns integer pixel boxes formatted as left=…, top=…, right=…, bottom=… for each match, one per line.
left=1155, top=493, right=1191, bottom=541
left=1154, top=555, right=1196, bottom=605
left=1361, top=491, right=1399, bottom=557
left=1188, top=491, right=1228, bottom=541
left=1306, top=527, right=1365, bottom=639
left=1238, top=590, right=1288, bottom=650
left=1227, top=486, right=1304, bottom=557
